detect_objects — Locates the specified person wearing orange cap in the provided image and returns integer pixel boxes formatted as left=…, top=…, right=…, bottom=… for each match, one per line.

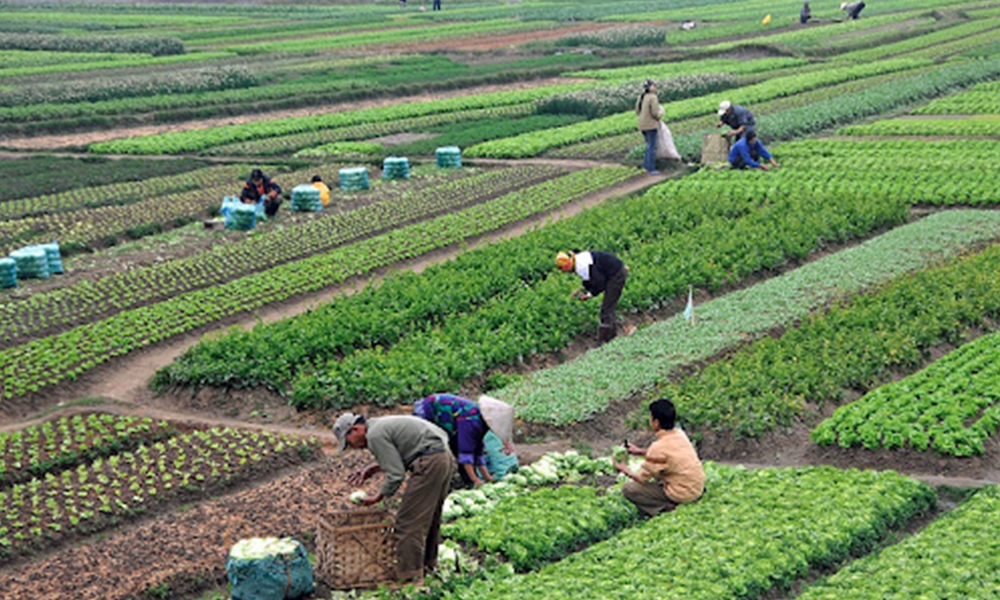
left=556, top=250, right=628, bottom=343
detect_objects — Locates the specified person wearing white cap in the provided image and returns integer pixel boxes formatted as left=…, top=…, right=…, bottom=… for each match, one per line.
left=715, top=100, right=756, bottom=141
left=333, top=412, right=456, bottom=585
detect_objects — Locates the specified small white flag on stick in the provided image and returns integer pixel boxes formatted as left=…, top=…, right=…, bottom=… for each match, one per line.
left=683, top=285, right=695, bottom=324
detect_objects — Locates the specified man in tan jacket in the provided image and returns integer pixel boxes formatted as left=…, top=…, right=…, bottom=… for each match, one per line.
left=613, top=398, right=705, bottom=516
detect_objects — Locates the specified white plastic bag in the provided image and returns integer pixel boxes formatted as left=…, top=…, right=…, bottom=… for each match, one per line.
left=656, top=120, right=681, bottom=160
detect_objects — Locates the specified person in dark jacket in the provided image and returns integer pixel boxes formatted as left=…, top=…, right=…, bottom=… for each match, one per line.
left=240, top=168, right=283, bottom=217
left=800, top=1, right=812, bottom=23
left=716, top=101, right=757, bottom=141
left=556, top=250, right=628, bottom=343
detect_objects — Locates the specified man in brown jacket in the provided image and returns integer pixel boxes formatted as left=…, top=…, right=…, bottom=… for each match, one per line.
left=613, top=398, right=705, bottom=516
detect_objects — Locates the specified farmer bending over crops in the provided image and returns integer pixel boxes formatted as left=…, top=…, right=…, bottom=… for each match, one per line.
left=556, top=249, right=629, bottom=344
left=335, top=412, right=456, bottom=585
left=613, top=398, right=705, bottom=517
left=413, top=393, right=515, bottom=487
left=841, top=1, right=865, bottom=19
left=716, top=100, right=756, bottom=141
left=728, top=130, right=780, bottom=171
left=240, top=168, right=283, bottom=217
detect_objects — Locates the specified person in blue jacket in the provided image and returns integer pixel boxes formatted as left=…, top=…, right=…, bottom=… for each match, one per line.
left=728, top=130, right=780, bottom=171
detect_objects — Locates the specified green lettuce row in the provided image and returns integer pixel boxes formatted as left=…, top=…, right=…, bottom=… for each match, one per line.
left=0, top=427, right=320, bottom=563
left=828, top=16, right=1000, bottom=64
left=914, top=80, right=1000, bottom=114
left=0, top=414, right=174, bottom=488
left=0, top=166, right=636, bottom=402
left=496, top=210, right=1000, bottom=426
left=87, top=82, right=591, bottom=155
left=443, top=486, right=638, bottom=573
left=158, top=166, right=768, bottom=393
left=794, top=485, right=1000, bottom=600
left=658, top=242, right=1000, bottom=438
left=0, top=164, right=565, bottom=347
left=839, top=116, right=1000, bottom=137
left=813, top=328, right=1000, bottom=456
left=451, top=466, right=935, bottom=600
left=0, top=163, right=253, bottom=221
left=291, top=170, right=907, bottom=409
left=201, top=104, right=534, bottom=157
left=465, top=58, right=933, bottom=158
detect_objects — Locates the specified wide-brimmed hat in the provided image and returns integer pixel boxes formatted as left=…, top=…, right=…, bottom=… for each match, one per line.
left=478, top=395, right=514, bottom=445
left=333, top=412, right=363, bottom=451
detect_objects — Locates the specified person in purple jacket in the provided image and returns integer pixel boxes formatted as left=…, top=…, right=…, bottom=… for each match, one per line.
left=413, top=393, right=494, bottom=487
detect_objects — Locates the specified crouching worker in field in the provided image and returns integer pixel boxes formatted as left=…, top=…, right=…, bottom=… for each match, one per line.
left=240, top=168, right=283, bottom=217
left=335, top=412, right=456, bottom=586
left=728, top=130, right=780, bottom=171
left=613, top=398, right=705, bottom=517
left=413, top=393, right=495, bottom=488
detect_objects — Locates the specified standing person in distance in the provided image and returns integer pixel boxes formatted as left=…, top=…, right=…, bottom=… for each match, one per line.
left=334, top=412, right=456, bottom=586
left=613, top=398, right=705, bottom=517
left=556, top=249, right=629, bottom=344
left=716, top=100, right=757, bottom=141
left=635, top=78, right=663, bottom=175
left=800, top=1, right=812, bottom=23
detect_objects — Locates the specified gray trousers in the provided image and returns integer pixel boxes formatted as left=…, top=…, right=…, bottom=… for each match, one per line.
left=623, top=479, right=679, bottom=517
left=394, top=451, right=456, bottom=581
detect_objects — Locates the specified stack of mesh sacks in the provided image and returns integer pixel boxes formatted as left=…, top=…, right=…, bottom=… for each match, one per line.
left=435, top=146, right=462, bottom=168
left=0, top=258, right=16, bottom=288
left=382, top=156, right=410, bottom=180
left=228, top=203, right=258, bottom=230
left=339, top=167, right=370, bottom=191
left=9, top=245, right=51, bottom=280
left=290, top=184, right=323, bottom=212
left=42, top=241, right=63, bottom=274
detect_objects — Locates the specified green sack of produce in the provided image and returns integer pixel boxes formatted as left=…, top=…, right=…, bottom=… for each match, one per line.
left=227, top=537, right=314, bottom=600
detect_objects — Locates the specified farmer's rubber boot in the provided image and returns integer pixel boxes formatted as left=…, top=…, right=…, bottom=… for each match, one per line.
left=598, top=324, right=617, bottom=345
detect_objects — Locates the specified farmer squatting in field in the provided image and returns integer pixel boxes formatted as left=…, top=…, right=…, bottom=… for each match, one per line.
left=613, top=398, right=706, bottom=517
left=335, top=412, right=456, bottom=586
left=728, top=130, right=781, bottom=171
left=240, top=168, right=283, bottom=217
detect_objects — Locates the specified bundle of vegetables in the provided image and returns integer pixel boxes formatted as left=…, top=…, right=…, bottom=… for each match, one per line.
left=436, top=146, right=462, bottom=168
left=338, top=167, right=370, bottom=191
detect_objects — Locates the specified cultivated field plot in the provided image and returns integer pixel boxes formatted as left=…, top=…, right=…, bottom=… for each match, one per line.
left=3, top=0, right=1000, bottom=598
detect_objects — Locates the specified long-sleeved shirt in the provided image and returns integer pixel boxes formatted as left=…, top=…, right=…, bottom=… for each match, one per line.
left=637, top=428, right=705, bottom=503
left=728, top=136, right=773, bottom=169
left=239, top=174, right=282, bottom=203
left=366, top=416, right=449, bottom=498
left=635, top=92, right=662, bottom=132
left=574, top=251, right=625, bottom=295
left=720, top=104, right=756, bottom=134
left=413, top=394, right=488, bottom=466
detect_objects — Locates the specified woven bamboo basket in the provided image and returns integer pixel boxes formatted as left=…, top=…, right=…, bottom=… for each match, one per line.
left=315, top=508, right=396, bottom=590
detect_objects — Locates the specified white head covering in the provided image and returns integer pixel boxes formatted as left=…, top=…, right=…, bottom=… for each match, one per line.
left=718, top=100, right=732, bottom=116
left=478, top=395, right=514, bottom=445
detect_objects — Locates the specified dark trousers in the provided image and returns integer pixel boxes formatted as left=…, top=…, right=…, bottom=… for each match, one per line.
left=598, top=267, right=627, bottom=342
left=264, top=196, right=282, bottom=217
left=395, top=451, right=456, bottom=581
left=642, top=128, right=658, bottom=172
left=433, top=0, right=441, bottom=9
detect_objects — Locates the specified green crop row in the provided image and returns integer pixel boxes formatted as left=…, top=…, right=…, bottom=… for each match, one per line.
left=0, top=166, right=635, bottom=402
left=0, top=163, right=252, bottom=220
left=87, top=83, right=590, bottom=155
left=451, top=466, right=935, bottom=600
left=290, top=163, right=907, bottom=409
left=0, top=414, right=174, bottom=488
left=0, top=165, right=566, bottom=347
left=795, top=485, right=1000, bottom=600
left=830, top=16, right=1000, bottom=64
left=443, top=486, right=637, bottom=572
left=0, top=427, right=319, bottom=563
left=839, top=116, right=1000, bottom=137
left=493, top=209, right=1000, bottom=427
left=813, top=328, right=1000, bottom=456
left=202, top=104, right=535, bottom=157
left=466, top=58, right=933, bottom=158
left=913, top=80, right=1000, bottom=114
